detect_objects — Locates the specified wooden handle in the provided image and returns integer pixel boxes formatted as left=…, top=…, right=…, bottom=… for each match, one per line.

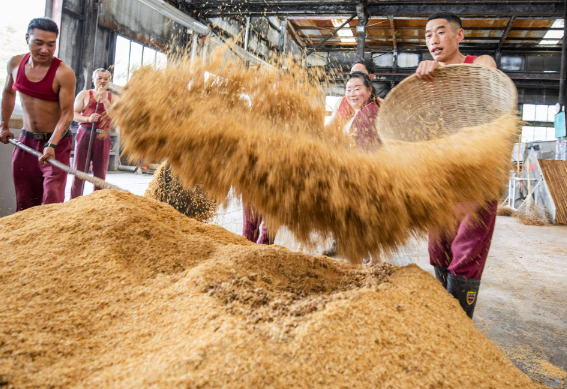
left=9, top=138, right=125, bottom=192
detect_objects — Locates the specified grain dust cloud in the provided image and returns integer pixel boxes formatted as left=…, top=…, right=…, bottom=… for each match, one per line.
left=113, top=44, right=519, bottom=263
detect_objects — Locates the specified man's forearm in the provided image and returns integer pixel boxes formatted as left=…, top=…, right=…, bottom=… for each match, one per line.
left=1, top=90, right=16, bottom=129
left=74, top=112, right=91, bottom=123
left=49, top=110, right=74, bottom=145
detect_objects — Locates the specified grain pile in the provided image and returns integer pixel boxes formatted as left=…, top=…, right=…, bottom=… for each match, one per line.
left=497, top=204, right=515, bottom=217
left=145, top=162, right=217, bottom=222
left=0, top=191, right=538, bottom=388
left=112, top=47, right=518, bottom=263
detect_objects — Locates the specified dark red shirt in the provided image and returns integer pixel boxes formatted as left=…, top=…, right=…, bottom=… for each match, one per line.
left=12, top=53, right=61, bottom=101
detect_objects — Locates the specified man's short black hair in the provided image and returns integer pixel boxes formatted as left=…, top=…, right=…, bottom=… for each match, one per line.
left=28, top=17, right=59, bottom=37
left=427, top=12, right=463, bottom=30
left=351, top=58, right=375, bottom=75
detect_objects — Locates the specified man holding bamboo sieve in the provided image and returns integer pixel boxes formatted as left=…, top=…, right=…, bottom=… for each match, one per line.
left=416, top=12, right=498, bottom=319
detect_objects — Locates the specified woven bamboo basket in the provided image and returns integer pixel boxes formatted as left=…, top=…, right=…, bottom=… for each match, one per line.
left=377, top=64, right=518, bottom=142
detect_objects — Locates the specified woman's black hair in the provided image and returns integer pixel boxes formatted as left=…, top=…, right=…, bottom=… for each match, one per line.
left=347, top=71, right=379, bottom=107
left=351, top=58, right=376, bottom=75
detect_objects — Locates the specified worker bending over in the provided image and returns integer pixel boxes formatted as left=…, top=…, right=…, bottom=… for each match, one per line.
left=416, top=12, right=498, bottom=319
left=71, top=68, right=119, bottom=198
left=0, top=17, right=76, bottom=211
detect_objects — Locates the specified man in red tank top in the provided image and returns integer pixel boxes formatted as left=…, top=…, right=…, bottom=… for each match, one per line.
left=416, top=12, right=498, bottom=319
left=70, top=68, right=119, bottom=198
left=0, top=18, right=76, bottom=211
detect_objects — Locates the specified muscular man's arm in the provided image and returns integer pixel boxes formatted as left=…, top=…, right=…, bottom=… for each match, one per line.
left=39, top=64, right=76, bottom=164
left=73, top=90, right=94, bottom=123
left=0, top=56, right=19, bottom=144
left=473, top=55, right=497, bottom=69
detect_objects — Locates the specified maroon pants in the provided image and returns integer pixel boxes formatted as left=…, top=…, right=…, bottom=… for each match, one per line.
left=243, top=204, right=274, bottom=245
left=428, top=200, right=498, bottom=280
left=12, top=134, right=72, bottom=211
left=70, top=128, right=111, bottom=199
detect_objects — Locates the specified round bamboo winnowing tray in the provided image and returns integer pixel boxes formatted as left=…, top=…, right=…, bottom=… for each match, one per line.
left=377, top=64, right=518, bottom=142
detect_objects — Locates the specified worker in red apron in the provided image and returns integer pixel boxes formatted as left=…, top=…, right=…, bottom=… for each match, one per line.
left=70, top=68, right=119, bottom=198
left=327, top=58, right=383, bottom=129
left=0, top=18, right=76, bottom=211
left=416, top=12, right=499, bottom=319
left=323, top=60, right=382, bottom=257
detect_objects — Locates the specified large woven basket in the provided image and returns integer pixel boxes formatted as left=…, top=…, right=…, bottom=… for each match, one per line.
left=377, top=64, right=518, bottom=142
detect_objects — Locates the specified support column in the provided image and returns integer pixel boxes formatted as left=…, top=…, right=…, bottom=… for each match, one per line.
left=48, top=0, right=64, bottom=57
left=190, top=32, right=199, bottom=65
left=244, top=17, right=251, bottom=51
left=356, top=0, right=368, bottom=59
left=279, top=19, right=287, bottom=54
left=77, top=0, right=99, bottom=92
left=559, top=0, right=567, bottom=136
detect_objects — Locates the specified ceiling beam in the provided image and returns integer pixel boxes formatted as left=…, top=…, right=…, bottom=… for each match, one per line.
left=307, top=36, right=547, bottom=42
left=498, top=16, right=517, bottom=52
left=293, top=26, right=564, bottom=32
left=287, top=20, right=306, bottom=47
left=308, top=43, right=563, bottom=52
left=195, top=2, right=565, bottom=18
left=306, top=13, right=357, bottom=53
left=387, top=15, right=397, bottom=51
left=496, top=15, right=517, bottom=66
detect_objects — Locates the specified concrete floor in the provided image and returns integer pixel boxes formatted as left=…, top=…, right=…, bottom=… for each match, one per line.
left=68, top=171, right=567, bottom=387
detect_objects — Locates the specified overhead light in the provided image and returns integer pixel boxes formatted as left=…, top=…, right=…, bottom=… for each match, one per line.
left=331, top=19, right=356, bottom=43
left=538, top=19, right=564, bottom=45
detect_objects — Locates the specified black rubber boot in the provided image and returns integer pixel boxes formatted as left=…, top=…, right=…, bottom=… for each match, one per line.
left=434, top=266, right=449, bottom=289
left=447, top=274, right=481, bottom=319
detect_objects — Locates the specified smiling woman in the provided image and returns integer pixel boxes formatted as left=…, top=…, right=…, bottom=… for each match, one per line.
left=343, top=71, right=381, bottom=151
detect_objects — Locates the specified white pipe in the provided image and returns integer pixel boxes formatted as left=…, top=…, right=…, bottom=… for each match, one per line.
left=136, top=0, right=209, bottom=35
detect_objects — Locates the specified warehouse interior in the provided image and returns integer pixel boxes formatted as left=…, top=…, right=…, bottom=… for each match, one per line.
left=0, top=0, right=567, bottom=387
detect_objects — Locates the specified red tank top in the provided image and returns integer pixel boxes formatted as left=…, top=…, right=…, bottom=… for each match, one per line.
left=464, top=55, right=477, bottom=64
left=337, top=96, right=355, bottom=120
left=12, top=53, right=61, bottom=101
left=79, top=90, right=113, bottom=130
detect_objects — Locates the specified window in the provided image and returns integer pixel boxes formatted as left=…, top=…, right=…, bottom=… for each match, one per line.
left=521, top=126, right=557, bottom=142
left=397, top=53, right=419, bottom=68
left=373, top=53, right=394, bottom=68
left=501, top=56, right=523, bottom=71
left=522, top=104, right=556, bottom=122
left=113, top=36, right=168, bottom=86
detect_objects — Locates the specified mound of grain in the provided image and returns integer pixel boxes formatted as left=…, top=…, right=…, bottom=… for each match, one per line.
left=145, top=162, right=217, bottom=222
left=497, top=205, right=515, bottom=217
left=0, top=191, right=537, bottom=388
left=112, top=48, right=518, bottom=263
